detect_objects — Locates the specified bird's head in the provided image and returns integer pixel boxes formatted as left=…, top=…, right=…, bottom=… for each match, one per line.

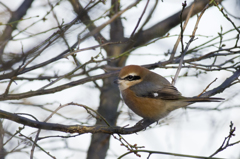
left=118, top=65, right=149, bottom=91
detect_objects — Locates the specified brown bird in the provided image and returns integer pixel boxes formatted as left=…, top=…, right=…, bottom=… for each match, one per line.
left=117, top=65, right=223, bottom=121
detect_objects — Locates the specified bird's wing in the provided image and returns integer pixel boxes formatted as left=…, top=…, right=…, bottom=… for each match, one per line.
left=130, top=80, right=182, bottom=100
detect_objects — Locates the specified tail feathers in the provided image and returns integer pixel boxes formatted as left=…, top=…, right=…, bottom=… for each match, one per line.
left=184, top=97, right=224, bottom=103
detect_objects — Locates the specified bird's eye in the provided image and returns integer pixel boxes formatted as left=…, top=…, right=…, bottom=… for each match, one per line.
left=124, top=75, right=141, bottom=81
left=126, top=75, right=134, bottom=81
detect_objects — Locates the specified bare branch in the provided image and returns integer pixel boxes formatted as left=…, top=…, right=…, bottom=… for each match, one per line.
left=170, top=1, right=193, bottom=61
left=132, top=0, right=223, bottom=47
left=0, top=0, right=34, bottom=57
left=209, top=121, right=240, bottom=158
left=130, top=0, right=150, bottom=39
left=0, top=71, right=119, bottom=101
left=119, top=149, right=225, bottom=159
left=0, top=108, right=154, bottom=134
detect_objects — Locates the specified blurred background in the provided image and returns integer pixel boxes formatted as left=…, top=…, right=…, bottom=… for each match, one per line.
left=0, top=0, right=240, bottom=159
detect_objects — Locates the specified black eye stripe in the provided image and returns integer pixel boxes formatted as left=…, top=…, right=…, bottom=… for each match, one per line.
left=123, top=75, right=141, bottom=81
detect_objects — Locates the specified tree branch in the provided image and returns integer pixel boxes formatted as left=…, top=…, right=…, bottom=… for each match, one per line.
left=0, top=0, right=34, bottom=57
left=0, top=108, right=154, bottom=134
left=1, top=67, right=240, bottom=134
left=0, top=71, right=119, bottom=101
left=132, top=0, right=223, bottom=47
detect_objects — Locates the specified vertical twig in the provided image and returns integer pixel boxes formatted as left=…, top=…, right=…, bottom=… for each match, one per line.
left=130, top=0, right=150, bottom=39
left=209, top=121, right=240, bottom=158
left=169, top=1, right=193, bottom=61
left=172, top=4, right=209, bottom=85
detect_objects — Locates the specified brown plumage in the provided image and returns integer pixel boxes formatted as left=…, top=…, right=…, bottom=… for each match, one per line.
left=118, top=65, right=223, bottom=121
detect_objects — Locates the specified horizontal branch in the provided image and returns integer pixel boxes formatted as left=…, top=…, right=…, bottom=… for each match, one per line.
left=0, top=71, right=119, bottom=101
left=0, top=109, right=154, bottom=134
left=119, top=150, right=225, bottom=159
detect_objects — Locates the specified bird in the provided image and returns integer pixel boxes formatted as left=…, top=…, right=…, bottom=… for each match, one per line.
left=117, top=65, right=223, bottom=122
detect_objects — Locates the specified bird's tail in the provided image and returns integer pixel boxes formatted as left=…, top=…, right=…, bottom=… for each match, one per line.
left=183, top=97, right=224, bottom=103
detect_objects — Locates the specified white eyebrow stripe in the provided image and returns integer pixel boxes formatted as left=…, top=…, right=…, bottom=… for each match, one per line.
left=124, top=73, right=138, bottom=77
left=126, top=72, right=138, bottom=76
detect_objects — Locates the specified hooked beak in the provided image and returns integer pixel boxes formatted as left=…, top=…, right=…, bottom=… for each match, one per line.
left=114, top=77, right=123, bottom=84
left=114, top=77, right=119, bottom=84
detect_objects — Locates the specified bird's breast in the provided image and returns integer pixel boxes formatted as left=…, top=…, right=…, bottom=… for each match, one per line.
left=121, top=89, right=171, bottom=121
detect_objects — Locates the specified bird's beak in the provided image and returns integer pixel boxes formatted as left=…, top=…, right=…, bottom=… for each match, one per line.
left=114, top=77, right=119, bottom=84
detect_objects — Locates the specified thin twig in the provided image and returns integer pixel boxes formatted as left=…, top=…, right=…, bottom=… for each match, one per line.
left=209, top=121, right=240, bottom=158
left=118, top=149, right=225, bottom=159
left=20, top=133, right=56, bottom=159
left=169, top=1, right=194, bottom=61
left=198, top=78, right=218, bottom=97
left=64, top=41, right=126, bottom=58
left=172, top=4, right=209, bottom=85
left=210, top=0, right=240, bottom=34
left=130, top=0, right=150, bottom=39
